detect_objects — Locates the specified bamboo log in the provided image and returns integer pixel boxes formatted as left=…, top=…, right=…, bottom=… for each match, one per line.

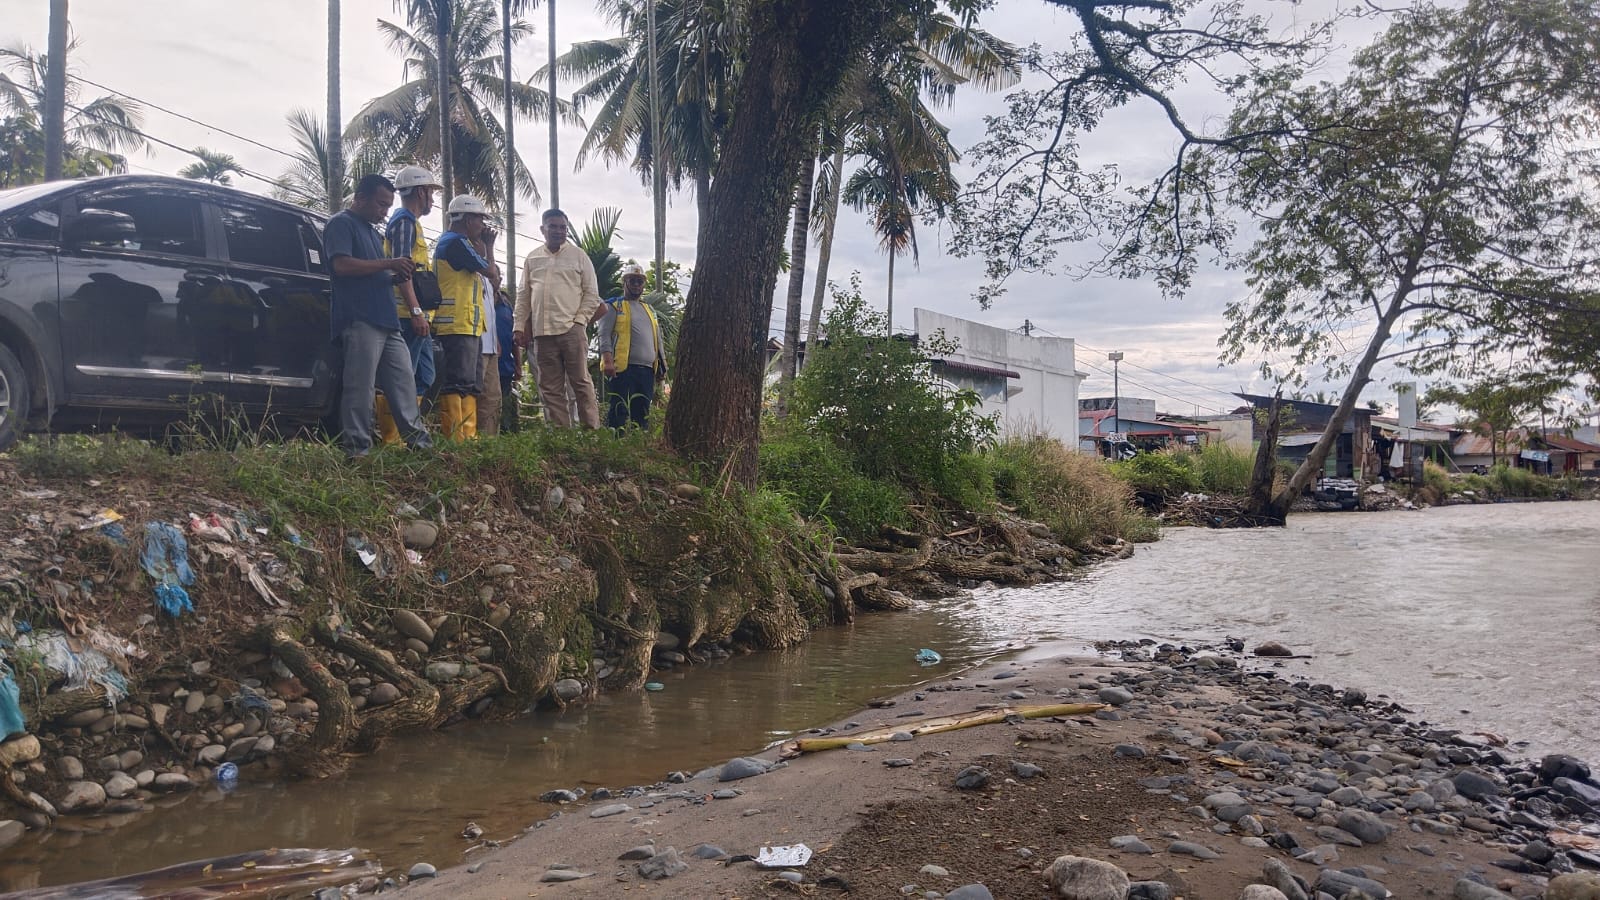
left=781, top=702, right=1106, bottom=757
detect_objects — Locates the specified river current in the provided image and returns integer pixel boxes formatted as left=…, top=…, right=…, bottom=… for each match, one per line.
left=3, top=501, right=1596, bottom=892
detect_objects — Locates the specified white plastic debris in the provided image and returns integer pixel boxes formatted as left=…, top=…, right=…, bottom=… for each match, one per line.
left=756, top=844, right=813, bottom=868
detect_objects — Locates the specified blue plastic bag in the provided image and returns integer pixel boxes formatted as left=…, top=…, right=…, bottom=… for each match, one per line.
left=141, top=522, right=196, bottom=616
left=0, top=671, right=25, bottom=740
left=915, top=648, right=942, bottom=666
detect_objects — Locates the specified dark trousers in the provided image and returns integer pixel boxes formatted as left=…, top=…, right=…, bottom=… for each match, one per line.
left=604, top=364, right=655, bottom=431
left=436, top=334, right=482, bottom=396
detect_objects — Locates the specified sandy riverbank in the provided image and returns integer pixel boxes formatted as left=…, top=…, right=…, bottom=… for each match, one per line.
left=393, top=645, right=1600, bottom=899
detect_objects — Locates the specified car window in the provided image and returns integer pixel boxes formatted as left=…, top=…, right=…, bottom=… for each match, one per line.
left=220, top=204, right=311, bottom=272
left=79, top=192, right=207, bottom=258
left=0, top=207, right=60, bottom=242
left=298, top=219, right=324, bottom=270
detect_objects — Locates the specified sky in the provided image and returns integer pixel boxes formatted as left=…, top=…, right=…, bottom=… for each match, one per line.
left=6, top=0, right=1564, bottom=421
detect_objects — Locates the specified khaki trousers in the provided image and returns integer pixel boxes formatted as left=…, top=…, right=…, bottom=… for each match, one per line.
left=533, top=324, right=599, bottom=428
left=478, top=354, right=502, bottom=436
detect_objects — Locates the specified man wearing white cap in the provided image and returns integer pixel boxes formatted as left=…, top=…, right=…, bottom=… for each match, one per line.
left=597, top=263, right=665, bottom=431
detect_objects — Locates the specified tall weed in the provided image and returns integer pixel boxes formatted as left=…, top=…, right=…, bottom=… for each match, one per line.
left=988, top=433, right=1157, bottom=546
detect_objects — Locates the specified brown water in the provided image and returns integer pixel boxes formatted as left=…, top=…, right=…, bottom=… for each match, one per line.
left=4, top=501, right=1597, bottom=893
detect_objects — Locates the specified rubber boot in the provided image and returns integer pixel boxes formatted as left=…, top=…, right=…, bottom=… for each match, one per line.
left=459, top=395, right=479, bottom=440
left=438, top=394, right=464, bottom=441
left=374, top=394, right=401, bottom=445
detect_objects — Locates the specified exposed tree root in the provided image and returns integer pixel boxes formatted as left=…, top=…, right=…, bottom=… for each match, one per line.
left=250, top=622, right=353, bottom=777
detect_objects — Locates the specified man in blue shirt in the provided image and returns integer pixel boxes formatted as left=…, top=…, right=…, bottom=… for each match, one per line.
left=325, top=173, right=432, bottom=458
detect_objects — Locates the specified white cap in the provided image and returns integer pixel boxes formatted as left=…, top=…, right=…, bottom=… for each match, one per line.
left=621, top=263, right=646, bottom=278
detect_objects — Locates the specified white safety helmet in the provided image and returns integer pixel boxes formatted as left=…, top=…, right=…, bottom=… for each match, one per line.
left=447, top=194, right=492, bottom=221
left=621, top=263, right=646, bottom=278
left=393, top=165, right=442, bottom=192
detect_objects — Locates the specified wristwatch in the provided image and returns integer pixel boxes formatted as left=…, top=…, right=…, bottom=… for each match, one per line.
left=410, top=307, right=424, bottom=316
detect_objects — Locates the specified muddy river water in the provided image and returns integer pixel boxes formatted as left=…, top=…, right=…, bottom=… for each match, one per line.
left=4, top=501, right=1597, bottom=892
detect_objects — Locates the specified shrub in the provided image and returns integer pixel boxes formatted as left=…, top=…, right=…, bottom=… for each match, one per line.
left=8, top=434, right=174, bottom=480
left=1191, top=443, right=1254, bottom=494
left=988, top=433, right=1157, bottom=546
left=1489, top=463, right=1548, bottom=498
left=1110, top=450, right=1200, bottom=503
left=790, top=276, right=996, bottom=507
left=759, top=424, right=911, bottom=541
left=1421, top=460, right=1453, bottom=496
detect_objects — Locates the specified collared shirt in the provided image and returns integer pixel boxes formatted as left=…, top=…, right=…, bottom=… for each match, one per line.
left=516, top=241, right=601, bottom=337
left=324, top=209, right=398, bottom=338
left=597, top=297, right=661, bottom=369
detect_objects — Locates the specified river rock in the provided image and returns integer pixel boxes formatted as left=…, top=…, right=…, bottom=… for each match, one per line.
left=425, top=662, right=462, bottom=683
left=393, top=609, right=434, bottom=644
left=119, top=750, right=143, bottom=771
left=954, top=766, right=992, bottom=790
left=619, top=845, right=655, bottom=861
left=405, top=638, right=430, bottom=655
left=253, top=735, right=276, bottom=755
left=57, top=756, right=84, bottom=780
left=151, top=773, right=190, bottom=792
left=408, top=862, right=437, bottom=879
left=148, top=703, right=170, bottom=729
left=402, top=520, right=438, bottom=550
left=553, top=679, right=583, bottom=702
left=1044, top=856, right=1130, bottom=900
left=0, top=735, right=40, bottom=767
left=225, top=737, right=257, bottom=762
left=0, top=820, right=24, bottom=853
left=58, top=781, right=107, bottom=813
left=1241, top=888, right=1289, bottom=900
left=719, top=758, right=769, bottom=782
left=1254, top=641, right=1293, bottom=657
left=1452, top=879, right=1515, bottom=900
left=672, top=483, right=702, bottom=500
left=1336, top=809, right=1391, bottom=844
left=197, top=744, right=226, bottom=765
left=486, top=604, right=512, bottom=627
left=1263, top=859, right=1310, bottom=900
left=103, top=771, right=138, bottom=799
left=1109, top=835, right=1154, bottom=854
left=1098, top=687, right=1135, bottom=706
left=1013, top=761, right=1044, bottom=779
left=1128, top=884, right=1173, bottom=900
left=115, top=714, right=149, bottom=730
left=945, top=887, right=995, bottom=900
left=1451, top=770, right=1500, bottom=801
left=1539, top=754, right=1592, bottom=784
left=540, top=869, right=593, bottom=882
left=1316, top=868, right=1390, bottom=898
left=1168, top=841, right=1220, bottom=860
left=637, top=847, right=688, bottom=880
left=134, top=770, right=155, bottom=788
left=589, top=803, right=630, bottom=818
left=64, top=708, right=105, bottom=728
left=654, top=631, right=681, bottom=651
left=367, top=683, right=401, bottom=707
left=1555, top=776, right=1600, bottom=806
left=1547, top=873, right=1600, bottom=900
left=184, top=692, right=206, bottom=715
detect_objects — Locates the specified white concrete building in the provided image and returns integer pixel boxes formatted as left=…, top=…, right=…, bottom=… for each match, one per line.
left=913, top=308, right=1084, bottom=446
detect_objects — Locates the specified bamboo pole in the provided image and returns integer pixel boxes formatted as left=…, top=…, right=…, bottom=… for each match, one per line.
left=781, top=702, right=1106, bottom=757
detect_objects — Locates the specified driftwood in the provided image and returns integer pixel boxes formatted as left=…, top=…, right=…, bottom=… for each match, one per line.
left=928, top=551, right=1034, bottom=584
left=856, top=583, right=914, bottom=611
left=781, top=702, right=1107, bottom=757
left=23, top=682, right=110, bottom=731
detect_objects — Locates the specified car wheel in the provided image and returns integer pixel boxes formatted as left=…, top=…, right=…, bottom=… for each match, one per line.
left=0, top=342, right=32, bottom=451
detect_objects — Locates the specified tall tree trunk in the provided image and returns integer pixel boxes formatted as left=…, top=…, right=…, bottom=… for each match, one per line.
left=664, top=0, right=899, bottom=485
left=1247, top=394, right=1285, bottom=525
left=44, top=0, right=67, bottom=182
left=547, top=0, right=559, bottom=209
left=804, top=144, right=844, bottom=365
left=695, top=166, right=712, bottom=246
left=436, top=0, right=455, bottom=224
left=645, top=0, right=665, bottom=286
left=1260, top=292, right=1410, bottom=520
left=326, top=0, right=343, bottom=213
left=502, top=0, right=516, bottom=301
left=885, top=251, right=895, bottom=334
left=778, top=150, right=816, bottom=403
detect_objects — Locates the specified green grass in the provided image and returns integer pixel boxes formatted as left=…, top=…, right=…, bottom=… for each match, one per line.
left=988, top=433, right=1158, bottom=546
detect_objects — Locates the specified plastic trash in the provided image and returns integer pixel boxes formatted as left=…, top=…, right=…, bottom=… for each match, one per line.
left=141, top=522, right=196, bottom=617
left=98, top=522, right=129, bottom=546
left=78, top=508, right=123, bottom=531
left=915, top=648, right=942, bottom=666
left=16, top=630, right=130, bottom=703
left=0, top=671, right=26, bottom=739
left=214, top=762, right=239, bottom=789
left=756, top=844, right=813, bottom=868
left=345, top=534, right=388, bottom=577
left=644, top=682, right=665, bottom=692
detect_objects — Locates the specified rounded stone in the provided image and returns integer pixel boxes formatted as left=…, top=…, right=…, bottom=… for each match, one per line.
left=401, top=520, right=438, bottom=550
left=367, top=683, right=402, bottom=707
left=408, top=862, right=437, bottom=879
left=553, top=679, right=584, bottom=702
left=103, top=771, right=138, bottom=799
left=1045, top=856, right=1130, bottom=900
left=1546, top=873, right=1600, bottom=900
left=392, top=609, right=435, bottom=645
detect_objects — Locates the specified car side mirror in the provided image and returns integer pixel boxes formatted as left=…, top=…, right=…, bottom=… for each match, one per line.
left=64, top=208, right=139, bottom=248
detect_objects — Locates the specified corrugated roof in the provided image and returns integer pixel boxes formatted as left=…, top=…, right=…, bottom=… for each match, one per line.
left=1542, top=434, right=1600, bottom=453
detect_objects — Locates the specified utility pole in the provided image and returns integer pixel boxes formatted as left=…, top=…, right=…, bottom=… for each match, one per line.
left=1108, top=350, right=1124, bottom=438
left=44, top=0, right=69, bottom=182
left=1019, top=319, right=1032, bottom=336
left=502, top=0, right=516, bottom=304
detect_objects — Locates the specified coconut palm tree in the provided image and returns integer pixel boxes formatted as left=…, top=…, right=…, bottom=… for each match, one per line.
left=327, top=0, right=344, bottom=214
left=0, top=40, right=145, bottom=180
left=274, top=108, right=384, bottom=209
left=179, top=147, right=243, bottom=185
left=842, top=143, right=955, bottom=334
left=351, top=0, right=577, bottom=212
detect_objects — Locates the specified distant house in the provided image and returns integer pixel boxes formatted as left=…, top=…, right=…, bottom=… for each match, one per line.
left=913, top=309, right=1085, bottom=447
left=1077, top=397, right=1219, bottom=456
left=1233, top=393, right=1377, bottom=480
left=1532, top=432, right=1600, bottom=475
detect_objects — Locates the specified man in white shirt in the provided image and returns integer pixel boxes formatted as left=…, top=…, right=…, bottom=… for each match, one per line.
left=513, top=209, right=604, bottom=428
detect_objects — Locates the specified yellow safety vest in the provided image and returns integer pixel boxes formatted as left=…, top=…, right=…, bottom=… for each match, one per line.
left=386, top=209, right=432, bottom=320
left=612, top=298, right=662, bottom=374
left=432, top=234, right=485, bottom=337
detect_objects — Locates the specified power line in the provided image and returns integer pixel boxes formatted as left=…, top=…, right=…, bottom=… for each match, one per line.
left=74, top=75, right=301, bottom=162
left=1075, top=340, right=1240, bottom=403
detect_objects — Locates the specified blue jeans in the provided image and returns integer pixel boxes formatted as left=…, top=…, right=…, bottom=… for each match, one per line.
left=401, top=318, right=434, bottom=396
left=340, top=320, right=431, bottom=456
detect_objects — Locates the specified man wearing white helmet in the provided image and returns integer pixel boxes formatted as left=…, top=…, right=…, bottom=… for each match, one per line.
left=597, top=262, right=666, bottom=431
left=375, top=164, right=444, bottom=444
left=431, top=194, right=500, bottom=439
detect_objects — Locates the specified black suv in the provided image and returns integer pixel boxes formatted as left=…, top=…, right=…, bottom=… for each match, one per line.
left=0, top=175, right=341, bottom=449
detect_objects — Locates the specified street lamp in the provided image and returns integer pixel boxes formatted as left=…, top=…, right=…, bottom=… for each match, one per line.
left=1107, top=351, right=1124, bottom=441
